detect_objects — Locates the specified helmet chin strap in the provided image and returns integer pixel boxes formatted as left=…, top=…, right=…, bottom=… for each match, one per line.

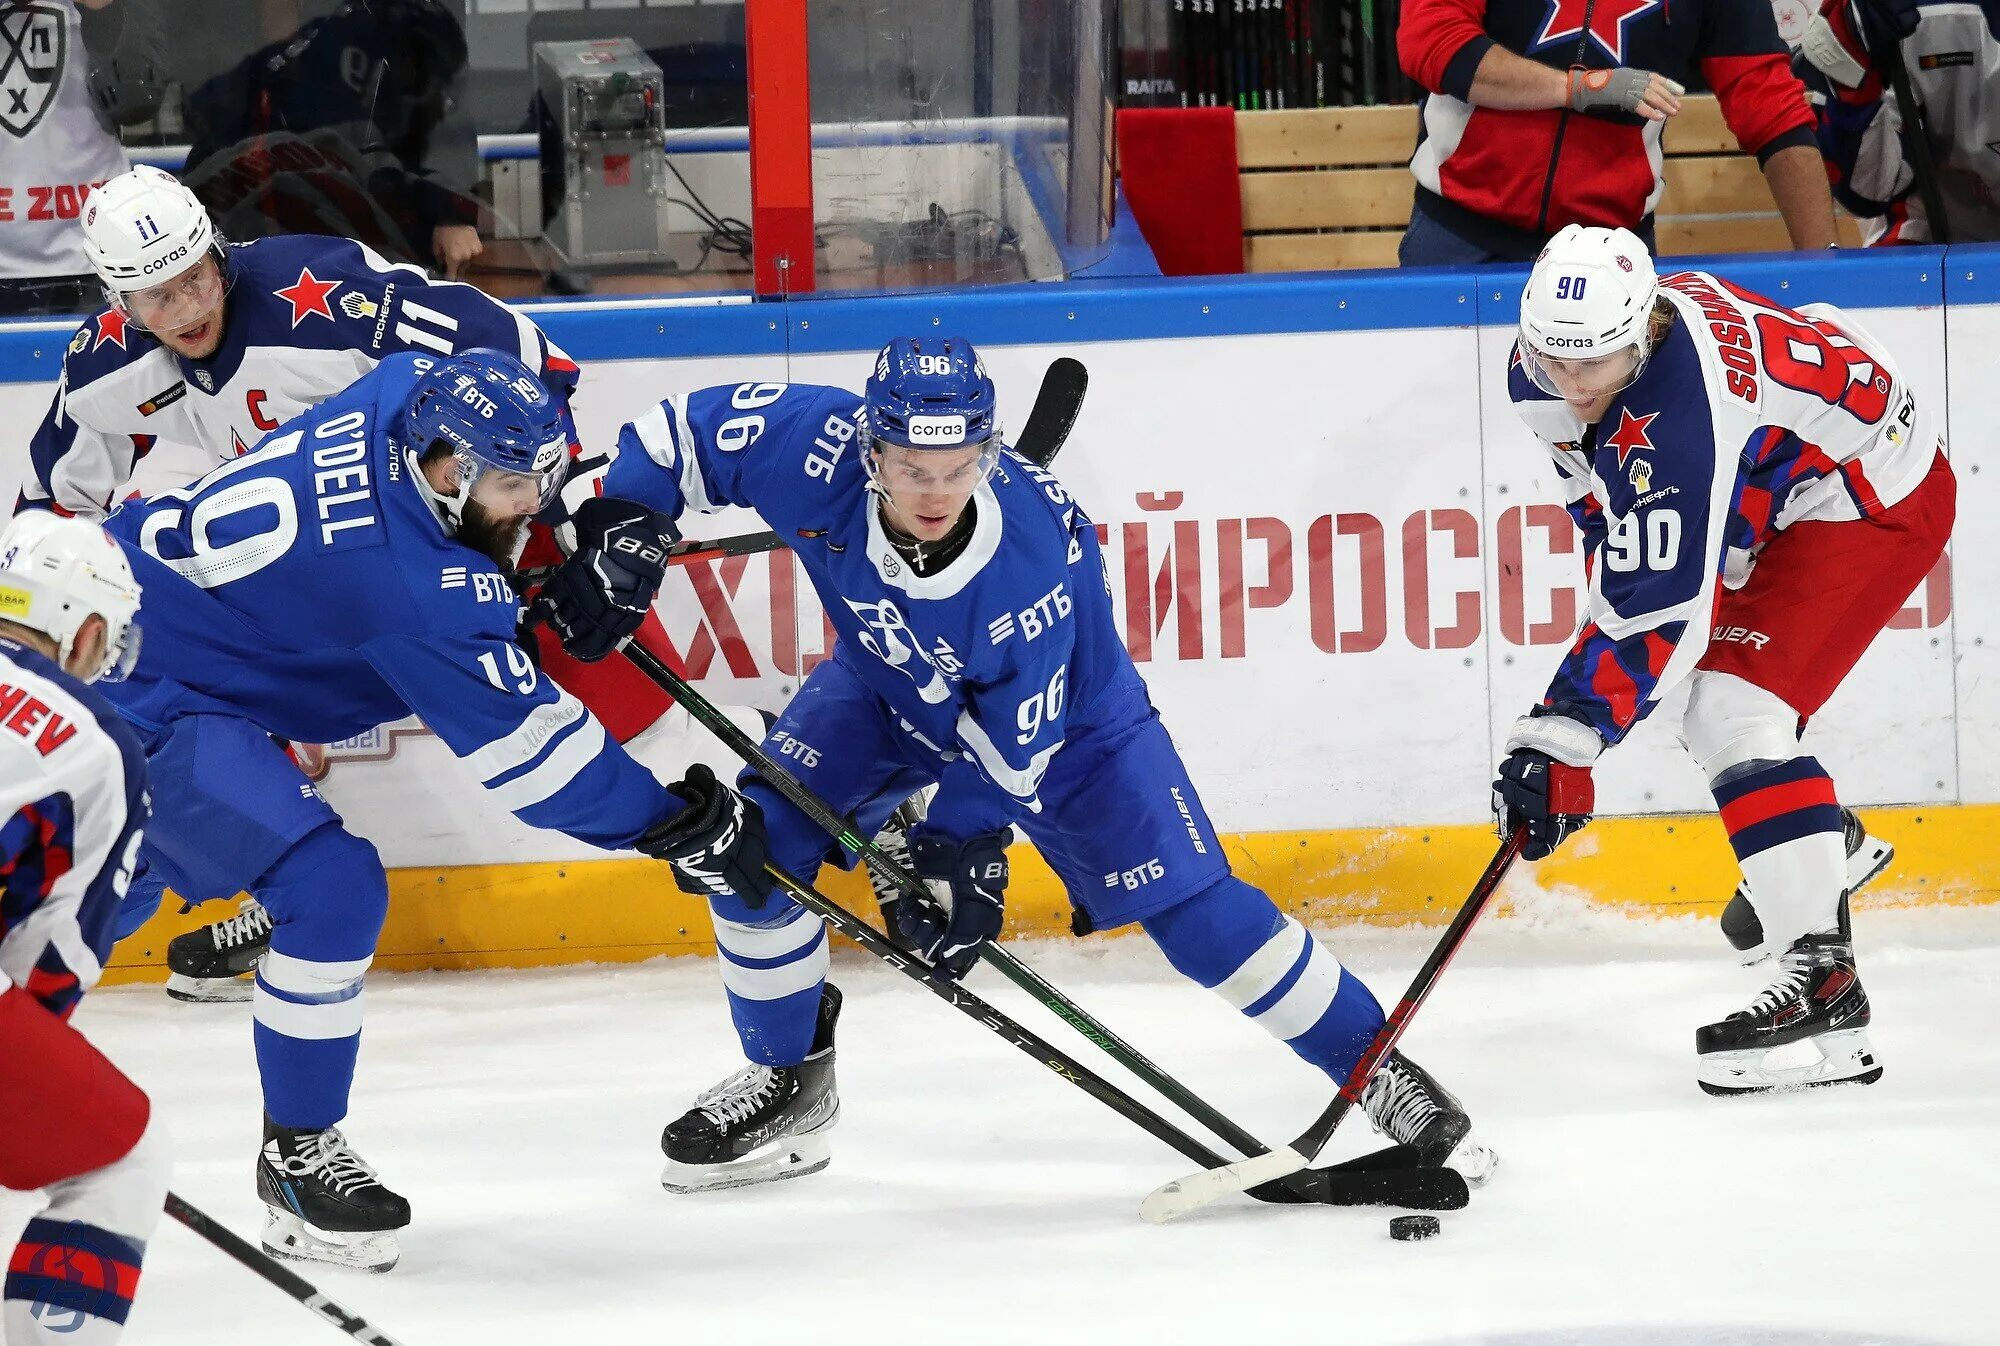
left=406, top=446, right=472, bottom=533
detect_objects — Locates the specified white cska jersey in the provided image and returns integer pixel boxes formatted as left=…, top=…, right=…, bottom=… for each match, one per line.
left=23, top=233, right=579, bottom=517
left=0, top=0, right=129, bottom=281
left=1507, top=269, right=1941, bottom=744
left=0, top=637, right=148, bottom=1020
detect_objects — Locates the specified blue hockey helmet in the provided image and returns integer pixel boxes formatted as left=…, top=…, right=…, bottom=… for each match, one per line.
left=863, top=336, right=999, bottom=453
left=402, top=348, right=567, bottom=525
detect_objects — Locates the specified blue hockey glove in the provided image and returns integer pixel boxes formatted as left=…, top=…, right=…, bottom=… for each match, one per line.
left=898, top=830, right=1009, bottom=982
left=537, top=496, right=676, bottom=662
left=1491, top=712, right=1602, bottom=862
left=638, top=765, right=775, bottom=905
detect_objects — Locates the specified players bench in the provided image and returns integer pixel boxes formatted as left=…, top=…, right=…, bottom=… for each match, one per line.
left=1236, top=94, right=1861, bottom=272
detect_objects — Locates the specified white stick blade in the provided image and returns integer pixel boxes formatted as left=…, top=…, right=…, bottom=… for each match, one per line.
left=1138, top=1147, right=1310, bottom=1225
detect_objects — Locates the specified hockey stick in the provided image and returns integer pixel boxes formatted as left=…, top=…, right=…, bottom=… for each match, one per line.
left=1139, top=827, right=1525, bottom=1223
left=164, top=1193, right=406, bottom=1345
left=1876, top=35, right=1951, bottom=244
left=619, top=640, right=1459, bottom=1210
left=662, top=358, right=1089, bottom=568
left=751, top=855, right=1465, bottom=1210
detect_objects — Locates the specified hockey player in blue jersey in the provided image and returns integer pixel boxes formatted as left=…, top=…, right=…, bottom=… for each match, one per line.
left=537, top=338, right=1500, bottom=1193
left=32, top=164, right=754, bottom=1003
left=94, top=348, right=773, bottom=1270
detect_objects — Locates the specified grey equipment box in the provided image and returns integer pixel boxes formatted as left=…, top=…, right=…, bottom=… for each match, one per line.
left=534, top=37, right=671, bottom=266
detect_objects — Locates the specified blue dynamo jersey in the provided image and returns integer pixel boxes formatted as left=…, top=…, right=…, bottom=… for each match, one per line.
left=604, top=381, right=1152, bottom=840
left=98, top=354, right=669, bottom=853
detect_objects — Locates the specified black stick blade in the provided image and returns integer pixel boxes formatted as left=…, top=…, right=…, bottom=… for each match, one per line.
left=1016, top=357, right=1089, bottom=467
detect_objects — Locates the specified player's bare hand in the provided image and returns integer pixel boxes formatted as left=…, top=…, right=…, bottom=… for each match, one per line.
left=1567, top=66, right=1685, bottom=120
left=432, top=224, right=485, bottom=280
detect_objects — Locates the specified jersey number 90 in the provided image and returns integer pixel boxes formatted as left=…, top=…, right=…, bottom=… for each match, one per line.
left=1604, top=508, right=1681, bottom=573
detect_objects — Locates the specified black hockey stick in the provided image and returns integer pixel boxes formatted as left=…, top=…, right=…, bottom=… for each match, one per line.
left=620, top=640, right=1458, bottom=1210
left=662, top=358, right=1089, bottom=568
left=750, top=853, right=1465, bottom=1210
left=1140, top=827, right=1525, bottom=1222
left=164, top=1193, right=406, bottom=1345
left=1876, top=34, right=1951, bottom=244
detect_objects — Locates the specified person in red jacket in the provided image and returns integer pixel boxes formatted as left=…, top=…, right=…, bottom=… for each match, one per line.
left=1397, top=0, right=1840, bottom=264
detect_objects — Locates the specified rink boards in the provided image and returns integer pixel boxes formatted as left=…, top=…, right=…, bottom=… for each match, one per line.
left=3, top=249, right=1997, bottom=974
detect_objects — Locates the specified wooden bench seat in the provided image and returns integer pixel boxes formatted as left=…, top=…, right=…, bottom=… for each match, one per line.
left=1237, top=96, right=1859, bottom=271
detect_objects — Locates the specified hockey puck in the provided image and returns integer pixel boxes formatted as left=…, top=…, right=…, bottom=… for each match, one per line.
left=1388, top=1215, right=1441, bottom=1242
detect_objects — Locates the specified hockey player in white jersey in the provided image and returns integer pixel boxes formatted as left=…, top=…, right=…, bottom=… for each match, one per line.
left=536, top=338, right=1498, bottom=1193
left=27, top=164, right=762, bottom=999
left=0, top=512, right=167, bottom=1345
left=1495, top=225, right=1955, bottom=1093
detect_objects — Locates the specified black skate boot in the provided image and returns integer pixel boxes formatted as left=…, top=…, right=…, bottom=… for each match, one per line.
left=661, top=984, right=842, bottom=1194
left=867, top=788, right=935, bottom=955
left=257, top=1119, right=411, bottom=1272
left=1720, top=808, right=1892, bottom=954
left=166, top=898, right=272, bottom=1003
left=1696, top=929, right=1881, bottom=1096
left=1359, top=1051, right=1498, bottom=1186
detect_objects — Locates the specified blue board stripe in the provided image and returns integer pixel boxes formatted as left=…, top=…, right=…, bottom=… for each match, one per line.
left=7, top=243, right=1993, bottom=383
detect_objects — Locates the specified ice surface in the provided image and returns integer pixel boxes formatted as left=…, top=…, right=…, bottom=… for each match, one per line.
left=8, top=899, right=1995, bottom=1346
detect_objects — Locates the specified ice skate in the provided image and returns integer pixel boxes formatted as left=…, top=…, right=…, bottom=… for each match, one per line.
left=1697, top=928, right=1881, bottom=1096
left=1720, top=808, right=1892, bottom=956
left=166, top=898, right=272, bottom=1003
left=257, top=1119, right=411, bottom=1273
left=661, top=984, right=841, bottom=1193
left=1359, top=1050, right=1499, bottom=1186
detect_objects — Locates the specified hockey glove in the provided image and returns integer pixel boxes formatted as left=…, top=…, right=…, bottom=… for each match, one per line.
left=1492, top=712, right=1602, bottom=861
left=898, top=830, right=1010, bottom=982
left=537, top=496, right=677, bottom=662
left=637, top=764, right=776, bottom=905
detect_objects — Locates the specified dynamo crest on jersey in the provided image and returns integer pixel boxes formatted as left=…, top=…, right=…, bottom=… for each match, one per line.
left=0, top=4, right=66, bottom=140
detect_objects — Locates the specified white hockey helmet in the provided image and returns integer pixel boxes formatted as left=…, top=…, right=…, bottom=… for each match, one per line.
left=80, top=166, right=227, bottom=315
left=0, top=512, right=143, bottom=684
left=1518, top=224, right=1661, bottom=398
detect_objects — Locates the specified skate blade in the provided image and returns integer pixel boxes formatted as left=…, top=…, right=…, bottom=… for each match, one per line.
left=262, top=1209, right=401, bottom=1273
left=1697, top=1027, right=1882, bottom=1097
left=1445, top=1136, right=1500, bottom=1188
left=165, top=972, right=253, bottom=1003
left=1846, top=836, right=1894, bottom=900
left=661, top=1134, right=831, bottom=1194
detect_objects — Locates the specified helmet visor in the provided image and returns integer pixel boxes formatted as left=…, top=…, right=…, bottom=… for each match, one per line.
left=1518, top=335, right=1646, bottom=402
left=96, top=619, right=143, bottom=684
left=457, top=443, right=565, bottom=518
left=121, top=254, right=225, bottom=333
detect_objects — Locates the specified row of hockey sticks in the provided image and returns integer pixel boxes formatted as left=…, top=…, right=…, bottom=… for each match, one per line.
left=660, top=357, right=1090, bottom=567
left=162, top=1194, right=405, bottom=1345
left=621, top=636, right=1470, bottom=1213
left=1142, top=826, right=1526, bottom=1220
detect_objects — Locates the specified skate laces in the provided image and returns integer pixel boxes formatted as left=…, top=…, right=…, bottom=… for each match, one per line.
left=213, top=900, right=272, bottom=950
left=276, top=1128, right=382, bottom=1196
left=1742, top=949, right=1818, bottom=1017
left=696, top=1065, right=786, bottom=1126
left=1361, top=1062, right=1441, bottom=1144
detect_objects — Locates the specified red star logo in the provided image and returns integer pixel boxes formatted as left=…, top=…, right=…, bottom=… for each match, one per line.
left=1604, top=407, right=1660, bottom=467
left=92, top=308, right=130, bottom=351
left=274, top=266, right=340, bottom=327
left=1534, top=0, right=1660, bottom=64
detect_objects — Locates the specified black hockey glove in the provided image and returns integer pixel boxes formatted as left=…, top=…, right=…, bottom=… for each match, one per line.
left=637, top=764, right=775, bottom=905
left=536, top=497, right=677, bottom=663
left=897, top=830, right=1010, bottom=982
left=1492, top=711, right=1601, bottom=862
